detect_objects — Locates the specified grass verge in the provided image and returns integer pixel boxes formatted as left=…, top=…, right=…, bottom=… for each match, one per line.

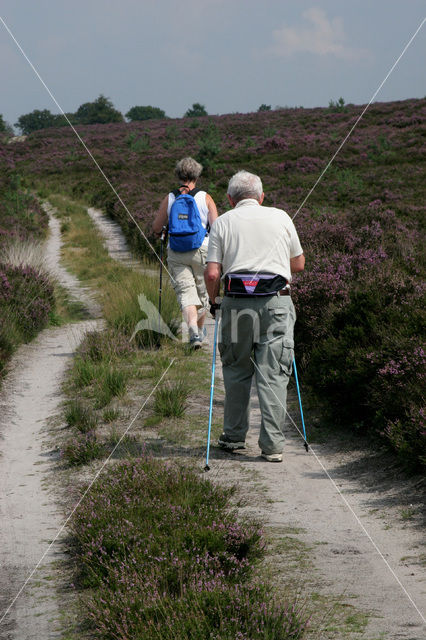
left=69, top=457, right=308, bottom=639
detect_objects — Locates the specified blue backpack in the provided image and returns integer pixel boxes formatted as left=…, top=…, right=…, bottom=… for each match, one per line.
left=168, top=188, right=207, bottom=252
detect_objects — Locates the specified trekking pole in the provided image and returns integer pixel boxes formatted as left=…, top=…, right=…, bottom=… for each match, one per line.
left=204, top=310, right=220, bottom=472
left=293, top=357, right=309, bottom=452
left=158, top=226, right=167, bottom=333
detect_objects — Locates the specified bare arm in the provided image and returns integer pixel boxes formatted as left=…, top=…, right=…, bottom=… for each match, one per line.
left=290, top=253, right=305, bottom=273
left=204, top=262, right=221, bottom=303
left=152, top=196, right=169, bottom=235
left=206, top=193, right=218, bottom=227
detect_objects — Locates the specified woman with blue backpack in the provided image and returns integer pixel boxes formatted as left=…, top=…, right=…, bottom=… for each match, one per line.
left=152, top=157, right=218, bottom=348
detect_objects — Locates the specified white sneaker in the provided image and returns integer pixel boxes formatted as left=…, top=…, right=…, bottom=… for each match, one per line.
left=261, top=451, right=283, bottom=463
left=189, top=334, right=203, bottom=349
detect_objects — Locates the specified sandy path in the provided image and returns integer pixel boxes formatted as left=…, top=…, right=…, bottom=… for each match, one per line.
left=44, top=203, right=102, bottom=318
left=87, top=207, right=144, bottom=271
left=0, top=206, right=101, bottom=639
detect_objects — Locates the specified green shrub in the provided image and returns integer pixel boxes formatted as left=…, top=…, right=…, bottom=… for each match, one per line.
left=154, top=380, right=188, bottom=417
left=197, top=121, right=221, bottom=171
left=328, top=97, right=346, bottom=112
left=74, top=94, right=123, bottom=125
left=125, top=132, right=150, bottom=152
left=102, top=270, right=180, bottom=347
left=65, top=400, right=98, bottom=433
left=94, top=368, right=128, bottom=408
left=72, top=357, right=99, bottom=388
left=103, top=408, right=121, bottom=423
left=184, top=102, right=207, bottom=118
left=125, top=105, right=166, bottom=121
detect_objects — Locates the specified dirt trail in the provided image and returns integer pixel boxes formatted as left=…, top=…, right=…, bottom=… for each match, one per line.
left=0, top=206, right=101, bottom=639
left=87, top=207, right=144, bottom=272
left=44, top=203, right=101, bottom=318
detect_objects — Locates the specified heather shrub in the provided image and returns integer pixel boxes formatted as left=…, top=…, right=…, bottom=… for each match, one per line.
left=294, top=206, right=425, bottom=469
left=62, top=431, right=105, bottom=466
left=70, top=457, right=307, bottom=638
left=0, top=263, right=54, bottom=340
left=0, top=173, right=53, bottom=379
left=0, top=320, right=16, bottom=376
left=0, top=175, right=49, bottom=242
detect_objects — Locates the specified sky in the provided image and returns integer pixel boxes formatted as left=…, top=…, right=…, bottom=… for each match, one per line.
left=1, top=1, right=425, bottom=131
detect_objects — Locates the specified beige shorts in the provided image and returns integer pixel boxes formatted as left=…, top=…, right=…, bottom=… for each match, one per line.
left=167, top=245, right=209, bottom=312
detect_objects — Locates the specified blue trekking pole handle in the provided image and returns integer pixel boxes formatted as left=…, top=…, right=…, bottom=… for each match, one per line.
left=293, top=357, right=309, bottom=452
left=204, top=313, right=219, bottom=471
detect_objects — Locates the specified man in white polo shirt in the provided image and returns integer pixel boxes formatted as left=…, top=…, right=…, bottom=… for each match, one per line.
left=205, top=170, right=305, bottom=462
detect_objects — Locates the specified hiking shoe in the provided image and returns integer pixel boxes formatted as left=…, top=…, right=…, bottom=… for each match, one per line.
left=200, top=326, right=209, bottom=345
left=218, top=433, right=246, bottom=451
left=189, top=334, right=203, bottom=349
left=261, top=451, right=283, bottom=463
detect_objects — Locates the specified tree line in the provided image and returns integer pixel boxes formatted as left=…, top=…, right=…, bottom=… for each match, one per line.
left=2, top=96, right=210, bottom=136
left=1, top=97, right=290, bottom=137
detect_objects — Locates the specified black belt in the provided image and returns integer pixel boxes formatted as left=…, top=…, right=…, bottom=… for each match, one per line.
left=225, top=289, right=291, bottom=299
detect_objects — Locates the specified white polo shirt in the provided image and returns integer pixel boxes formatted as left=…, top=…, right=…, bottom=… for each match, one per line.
left=207, top=199, right=303, bottom=282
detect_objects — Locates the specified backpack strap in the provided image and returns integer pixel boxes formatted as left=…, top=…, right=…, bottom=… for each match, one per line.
left=172, top=186, right=202, bottom=197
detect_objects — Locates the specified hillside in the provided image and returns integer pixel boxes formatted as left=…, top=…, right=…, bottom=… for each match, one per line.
left=1, top=98, right=425, bottom=468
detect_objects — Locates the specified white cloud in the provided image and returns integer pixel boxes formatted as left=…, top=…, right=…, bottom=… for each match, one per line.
left=268, top=8, right=369, bottom=61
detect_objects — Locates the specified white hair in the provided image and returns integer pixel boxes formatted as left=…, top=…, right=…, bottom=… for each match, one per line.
left=227, top=170, right=263, bottom=202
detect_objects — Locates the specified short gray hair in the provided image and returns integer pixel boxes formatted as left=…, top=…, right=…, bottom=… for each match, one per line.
left=175, top=157, right=203, bottom=182
left=227, top=170, right=263, bottom=202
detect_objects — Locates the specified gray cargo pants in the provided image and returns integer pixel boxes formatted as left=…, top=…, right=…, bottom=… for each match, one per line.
left=218, top=294, right=296, bottom=455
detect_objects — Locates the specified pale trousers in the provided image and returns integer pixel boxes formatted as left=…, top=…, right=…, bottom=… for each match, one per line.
left=218, top=295, right=296, bottom=455
left=167, top=244, right=209, bottom=311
